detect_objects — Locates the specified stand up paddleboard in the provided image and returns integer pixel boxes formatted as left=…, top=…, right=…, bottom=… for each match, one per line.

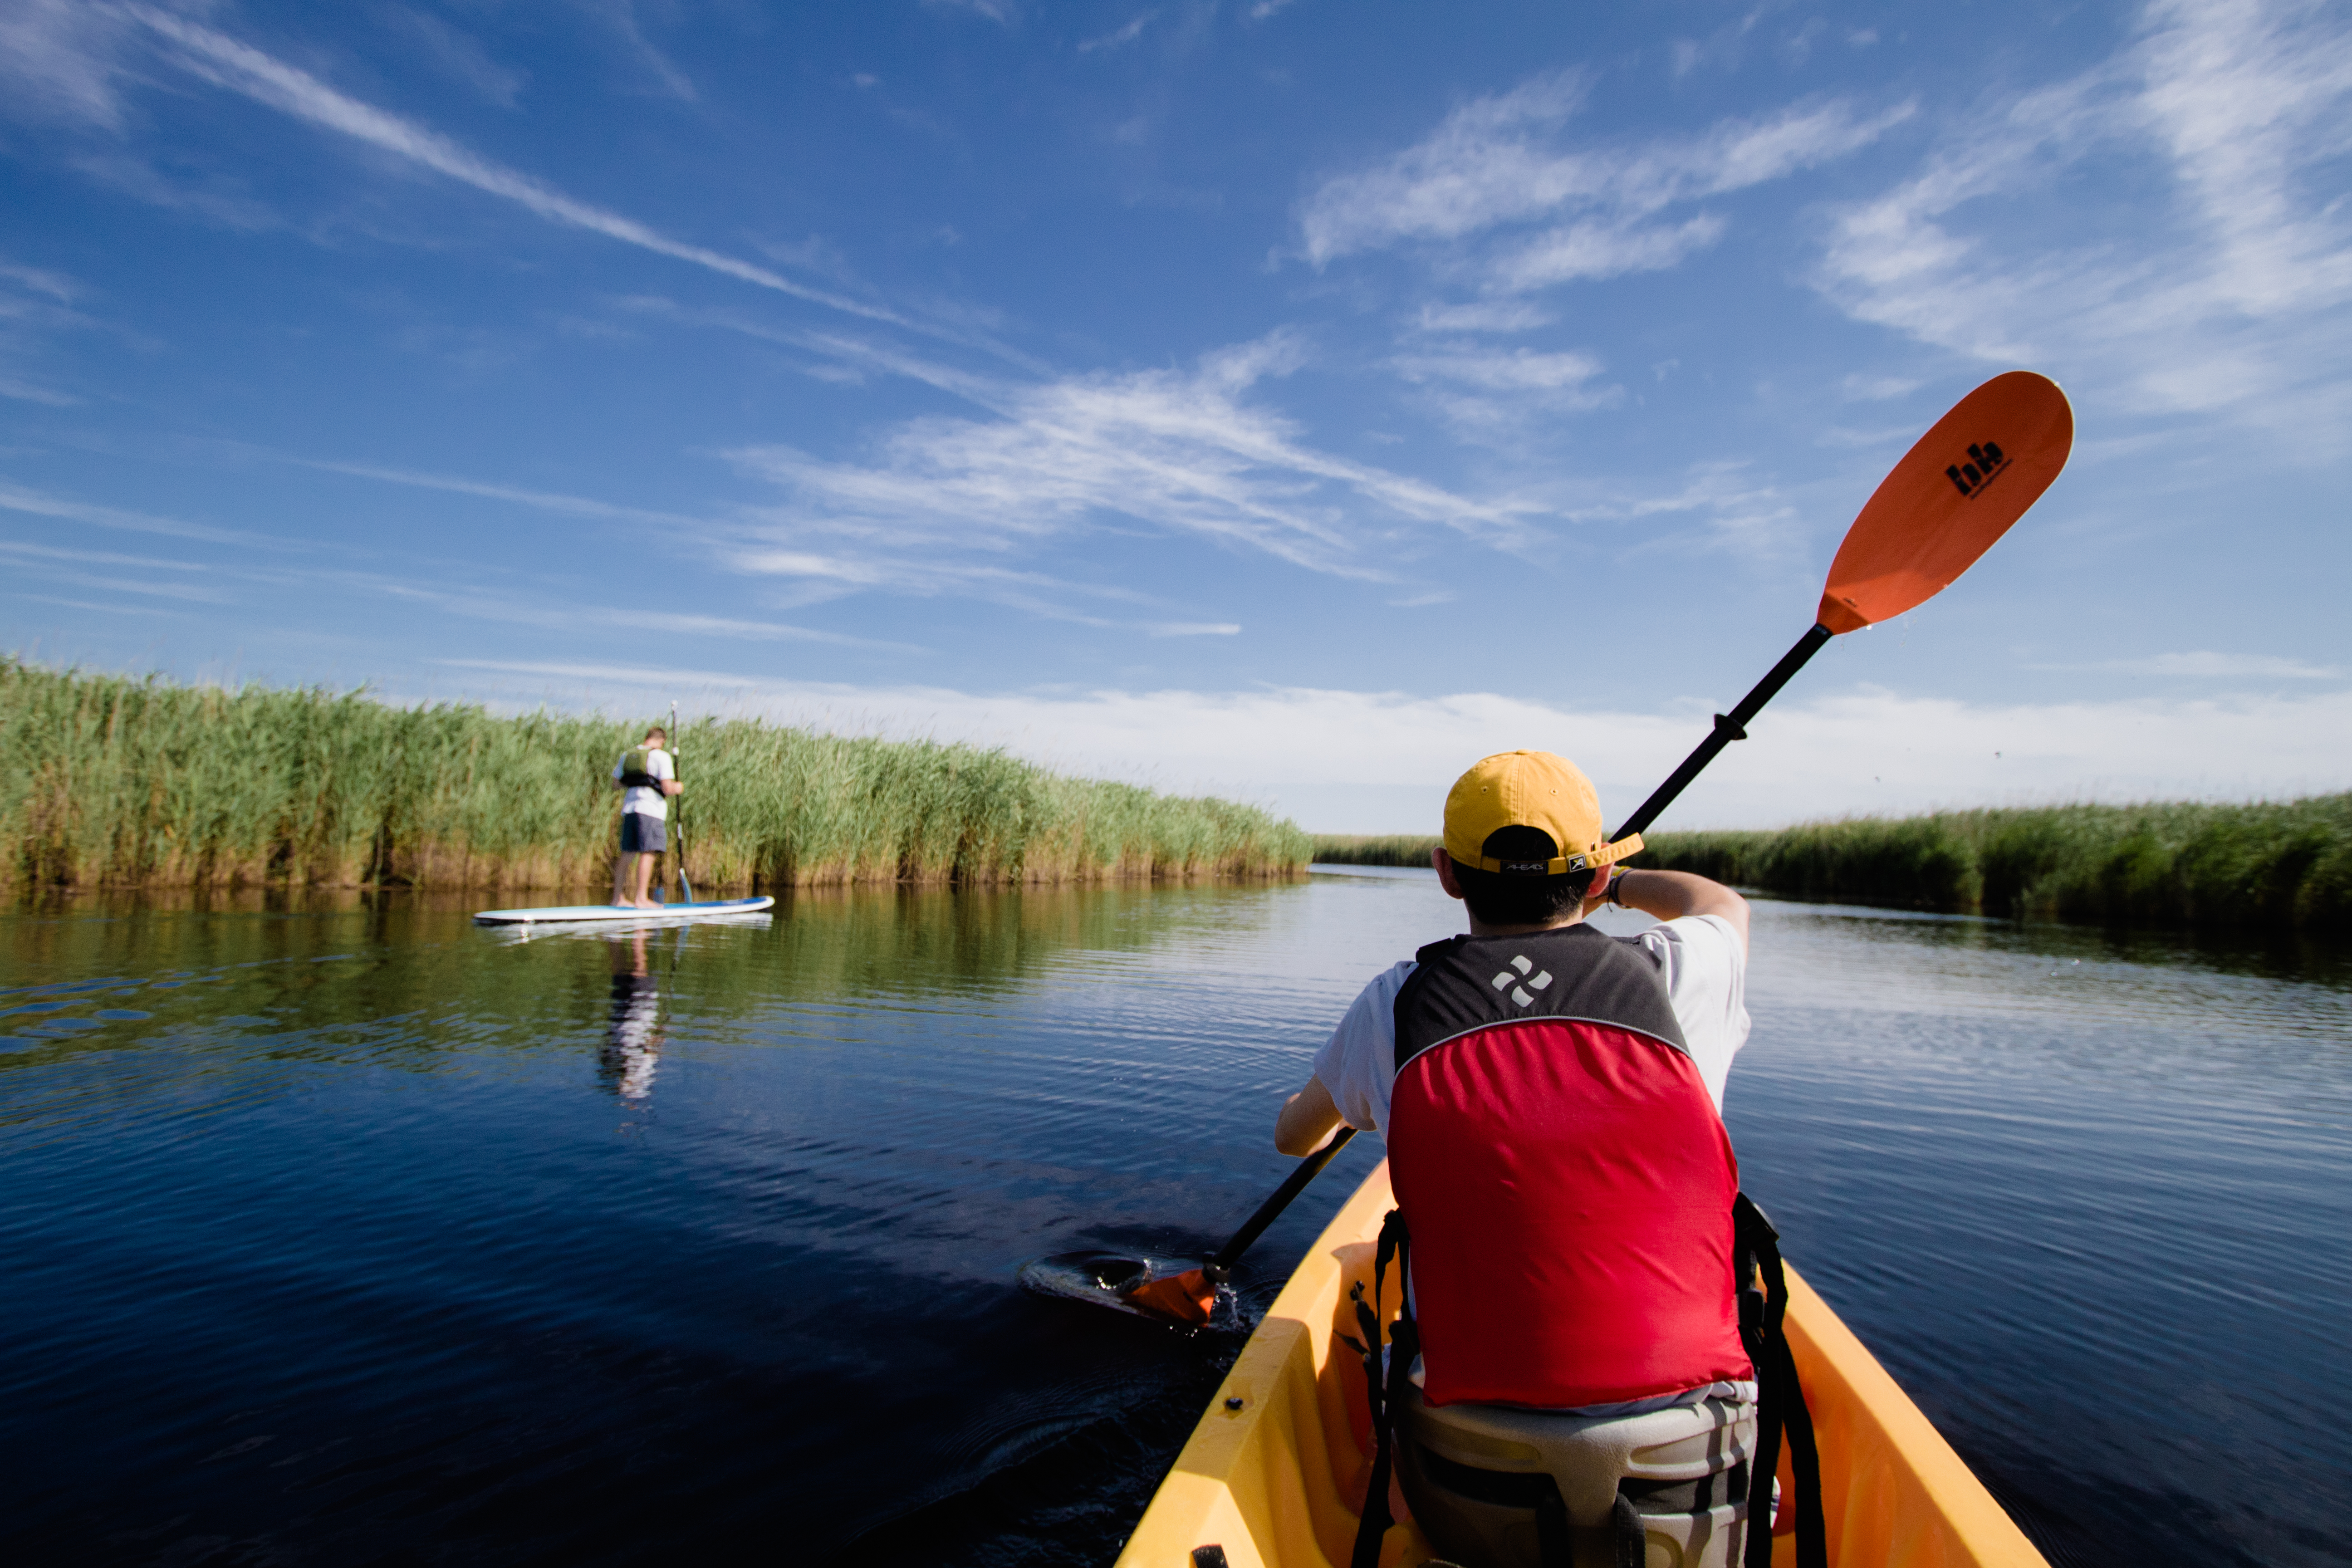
left=472, top=897, right=774, bottom=926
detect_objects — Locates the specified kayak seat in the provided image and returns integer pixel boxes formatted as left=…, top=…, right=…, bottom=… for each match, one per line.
left=1397, top=1388, right=1756, bottom=1568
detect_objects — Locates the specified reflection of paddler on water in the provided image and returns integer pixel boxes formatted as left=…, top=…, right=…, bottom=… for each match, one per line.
left=601, top=929, right=663, bottom=1102
left=610, top=725, right=682, bottom=910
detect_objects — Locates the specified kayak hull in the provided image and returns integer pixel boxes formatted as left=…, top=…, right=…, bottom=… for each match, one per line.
left=471, top=896, right=775, bottom=926
left=1114, top=1161, right=2048, bottom=1568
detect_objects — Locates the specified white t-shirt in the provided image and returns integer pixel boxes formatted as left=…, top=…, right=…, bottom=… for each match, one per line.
left=612, top=747, right=675, bottom=820
left=1310, top=913, right=1750, bottom=1138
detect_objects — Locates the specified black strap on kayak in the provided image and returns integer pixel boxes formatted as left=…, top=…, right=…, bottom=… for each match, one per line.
left=1343, top=1208, right=1416, bottom=1568
left=1734, top=1192, right=1826, bottom=1568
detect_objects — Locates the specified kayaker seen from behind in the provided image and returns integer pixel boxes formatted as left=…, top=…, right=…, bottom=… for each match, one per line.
left=1274, top=749, right=1780, bottom=1568
left=609, top=725, right=681, bottom=911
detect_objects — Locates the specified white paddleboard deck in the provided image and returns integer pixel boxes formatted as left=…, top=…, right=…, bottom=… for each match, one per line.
left=473, top=896, right=776, bottom=926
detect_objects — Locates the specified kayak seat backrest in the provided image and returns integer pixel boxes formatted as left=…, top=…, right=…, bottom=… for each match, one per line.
left=1398, top=1387, right=1755, bottom=1568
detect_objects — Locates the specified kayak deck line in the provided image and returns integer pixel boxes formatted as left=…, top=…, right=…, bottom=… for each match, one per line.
left=470, top=896, right=776, bottom=926
left=1114, top=1161, right=2048, bottom=1568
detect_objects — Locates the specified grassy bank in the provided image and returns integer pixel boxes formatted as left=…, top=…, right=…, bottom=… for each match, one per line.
left=3, top=662, right=1310, bottom=891
left=1314, top=797, right=2352, bottom=931
left=1643, top=799, right=2352, bottom=930
left=1309, top=834, right=1442, bottom=868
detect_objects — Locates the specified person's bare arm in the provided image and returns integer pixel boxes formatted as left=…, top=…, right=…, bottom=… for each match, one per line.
left=1592, top=868, right=1749, bottom=949
left=663, top=778, right=682, bottom=796
left=1275, top=1074, right=1344, bottom=1156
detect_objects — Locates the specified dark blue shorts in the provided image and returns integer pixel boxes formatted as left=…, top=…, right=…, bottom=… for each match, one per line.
left=619, top=813, right=667, bottom=854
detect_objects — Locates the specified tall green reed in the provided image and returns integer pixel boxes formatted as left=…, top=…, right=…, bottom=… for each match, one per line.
left=1316, top=796, right=2352, bottom=932
left=1310, top=834, right=1442, bottom=867
left=1644, top=798, right=2352, bottom=931
left=1, top=661, right=1310, bottom=891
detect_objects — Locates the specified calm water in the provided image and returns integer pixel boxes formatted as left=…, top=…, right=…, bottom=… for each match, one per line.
left=3, top=875, right=2347, bottom=1567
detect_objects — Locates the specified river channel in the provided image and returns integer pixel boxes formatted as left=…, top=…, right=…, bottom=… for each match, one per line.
left=3, top=872, right=2347, bottom=1567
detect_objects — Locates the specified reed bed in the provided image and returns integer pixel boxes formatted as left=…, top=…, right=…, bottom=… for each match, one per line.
left=1311, top=834, right=1442, bottom=868
left=1316, top=797, right=2352, bottom=932
left=2, top=662, right=1311, bottom=892
left=1642, top=799, right=2352, bottom=931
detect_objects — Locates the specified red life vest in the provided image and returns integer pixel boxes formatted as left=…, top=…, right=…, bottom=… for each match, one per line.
left=1387, top=923, right=1753, bottom=1409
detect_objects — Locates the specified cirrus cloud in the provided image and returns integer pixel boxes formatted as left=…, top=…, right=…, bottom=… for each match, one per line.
left=1298, top=72, right=1912, bottom=295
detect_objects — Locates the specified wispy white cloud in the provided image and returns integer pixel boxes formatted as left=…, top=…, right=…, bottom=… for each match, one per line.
left=1390, top=343, right=1622, bottom=436
left=0, top=377, right=79, bottom=407
left=1814, top=0, right=2352, bottom=435
left=1838, top=373, right=1923, bottom=402
left=721, top=543, right=1232, bottom=634
left=1392, top=345, right=1611, bottom=394
left=352, top=573, right=914, bottom=651
left=437, top=657, right=773, bottom=689
left=1411, top=301, right=1558, bottom=333
left=722, top=331, right=1550, bottom=591
left=579, top=0, right=697, bottom=102
left=0, top=0, right=133, bottom=129
left=1250, top=0, right=1303, bottom=19
left=383, top=7, right=527, bottom=108
left=0, top=258, right=100, bottom=406
left=0, top=536, right=207, bottom=572
left=0, top=262, right=75, bottom=303
left=0, top=478, right=274, bottom=547
left=2047, top=650, right=2344, bottom=679
left=65, top=149, right=282, bottom=230
left=0, top=528, right=226, bottom=610
left=8, top=564, right=226, bottom=603
left=8, top=593, right=174, bottom=617
left=28, top=6, right=907, bottom=331
left=926, top=0, right=1019, bottom=25
left=212, top=423, right=1249, bottom=635
left=1298, top=73, right=1911, bottom=294
left=1535, top=460, right=1807, bottom=566
left=285, top=457, right=709, bottom=529
left=1489, top=213, right=1726, bottom=290
left=1078, top=11, right=1156, bottom=53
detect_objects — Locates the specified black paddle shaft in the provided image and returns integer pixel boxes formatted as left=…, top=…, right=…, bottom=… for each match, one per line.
left=668, top=703, right=694, bottom=904
left=1206, top=1126, right=1357, bottom=1276
left=1609, top=623, right=1835, bottom=842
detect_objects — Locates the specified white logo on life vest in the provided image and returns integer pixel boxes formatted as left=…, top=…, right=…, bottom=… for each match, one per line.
left=1490, top=954, right=1553, bottom=1009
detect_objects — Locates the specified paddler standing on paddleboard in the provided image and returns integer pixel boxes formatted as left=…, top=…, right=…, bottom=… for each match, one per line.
left=609, top=725, right=682, bottom=910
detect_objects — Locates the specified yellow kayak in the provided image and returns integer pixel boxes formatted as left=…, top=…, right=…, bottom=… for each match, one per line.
left=1115, top=1161, right=2048, bottom=1568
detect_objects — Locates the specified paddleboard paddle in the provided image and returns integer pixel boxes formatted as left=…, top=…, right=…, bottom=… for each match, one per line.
left=669, top=701, right=694, bottom=904
left=1610, top=370, right=2074, bottom=841
left=1021, top=1127, right=1357, bottom=1326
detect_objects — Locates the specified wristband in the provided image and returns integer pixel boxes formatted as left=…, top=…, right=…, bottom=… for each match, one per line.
left=1607, top=871, right=1628, bottom=907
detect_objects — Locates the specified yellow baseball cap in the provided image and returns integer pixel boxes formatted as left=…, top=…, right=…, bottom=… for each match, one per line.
left=1442, top=750, right=1644, bottom=876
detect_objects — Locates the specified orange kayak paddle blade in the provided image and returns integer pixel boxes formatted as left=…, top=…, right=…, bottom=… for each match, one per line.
left=1818, top=370, right=2074, bottom=634
left=1125, top=1268, right=1217, bottom=1325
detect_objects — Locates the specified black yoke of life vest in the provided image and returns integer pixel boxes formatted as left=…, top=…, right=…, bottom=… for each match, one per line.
left=1390, top=922, right=1690, bottom=1074
left=1343, top=922, right=1826, bottom=1568
left=616, top=748, right=665, bottom=792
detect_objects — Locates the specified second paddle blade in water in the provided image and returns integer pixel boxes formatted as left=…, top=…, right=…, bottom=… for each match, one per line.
left=1018, top=1251, right=1222, bottom=1326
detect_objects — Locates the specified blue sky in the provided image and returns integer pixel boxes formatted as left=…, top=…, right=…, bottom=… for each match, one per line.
left=3, top=0, right=2349, bottom=830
